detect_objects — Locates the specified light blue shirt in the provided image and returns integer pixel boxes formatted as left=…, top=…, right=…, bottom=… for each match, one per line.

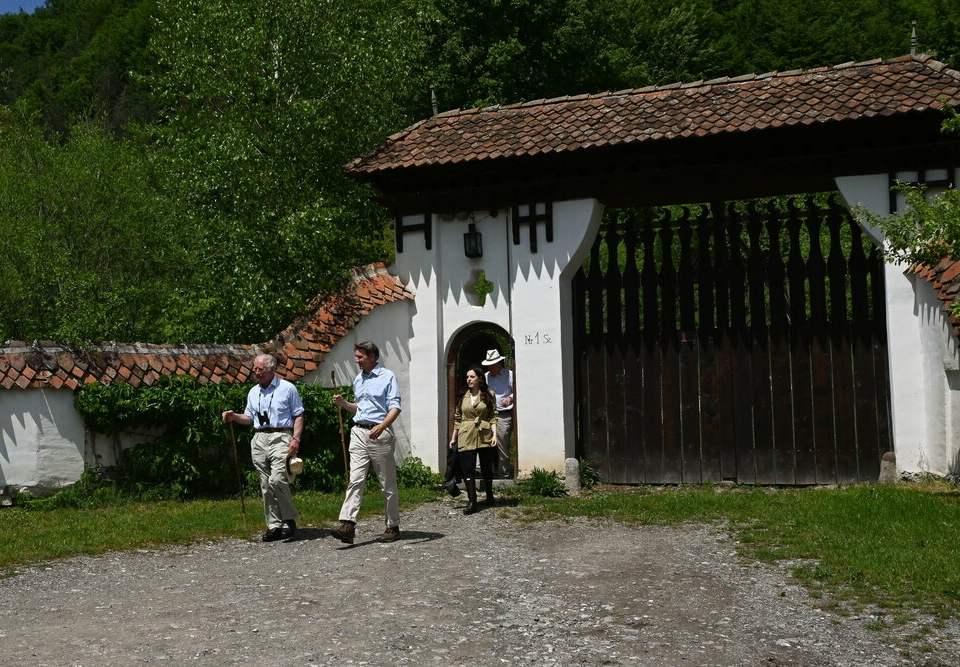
left=244, top=376, right=304, bottom=429
left=354, top=363, right=402, bottom=424
left=485, top=368, right=514, bottom=413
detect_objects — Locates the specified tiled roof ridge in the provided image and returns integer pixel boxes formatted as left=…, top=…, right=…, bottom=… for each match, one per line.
left=345, top=53, right=960, bottom=175
left=910, top=257, right=960, bottom=339
left=430, top=54, right=951, bottom=118
left=0, top=262, right=413, bottom=390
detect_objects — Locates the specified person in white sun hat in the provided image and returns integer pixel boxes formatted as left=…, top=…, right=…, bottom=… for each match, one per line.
left=482, top=348, right=514, bottom=478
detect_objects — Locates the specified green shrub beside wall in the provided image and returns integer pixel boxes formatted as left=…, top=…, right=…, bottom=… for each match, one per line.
left=75, top=375, right=351, bottom=498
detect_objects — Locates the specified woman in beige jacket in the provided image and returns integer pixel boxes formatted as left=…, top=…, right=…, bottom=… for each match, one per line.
left=449, top=365, right=499, bottom=514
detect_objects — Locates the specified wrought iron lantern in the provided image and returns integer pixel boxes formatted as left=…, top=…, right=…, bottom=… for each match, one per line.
left=463, top=222, right=483, bottom=258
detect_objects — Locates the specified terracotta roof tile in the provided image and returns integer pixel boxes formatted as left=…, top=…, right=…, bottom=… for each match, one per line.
left=345, top=55, right=960, bottom=177
left=911, top=260, right=960, bottom=338
left=0, top=263, right=413, bottom=390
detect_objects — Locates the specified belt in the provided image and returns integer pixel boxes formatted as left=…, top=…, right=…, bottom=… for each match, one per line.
left=354, top=422, right=377, bottom=429
left=257, top=427, right=293, bottom=433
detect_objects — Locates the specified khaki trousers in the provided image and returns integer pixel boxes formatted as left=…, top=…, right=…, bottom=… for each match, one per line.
left=495, top=412, right=514, bottom=478
left=338, top=425, right=400, bottom=528
left=251, top=431, right=298, bottom=530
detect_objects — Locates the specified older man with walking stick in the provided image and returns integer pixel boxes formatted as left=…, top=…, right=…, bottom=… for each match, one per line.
left=222, top=353, right=304, bottom=542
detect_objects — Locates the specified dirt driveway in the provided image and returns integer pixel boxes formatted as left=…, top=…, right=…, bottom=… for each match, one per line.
left=1, top=497, right=958, bottom=666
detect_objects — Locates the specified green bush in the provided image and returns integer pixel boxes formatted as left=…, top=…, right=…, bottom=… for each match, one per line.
left=397, top=456, right=443, bottom=489
left=74, top=376, right=353, bottom=499
left=517, top=467, right=568, bottom=498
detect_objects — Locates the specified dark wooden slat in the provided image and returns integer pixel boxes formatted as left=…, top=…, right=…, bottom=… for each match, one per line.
left=727, top=208, right=748, bottom=328
left=732, top=327, right=756, bottom=483
left=623, top=214, right=641, bottom=337
left=826, top=207, right=858, bottom=482
left=810, top=326, right=838, bottom=483
left=605, top=337, right=628, bottom=483
left=660, top=330, right=683, bottom=484
left=697, top=206, right=716, bottom=331
left=806, top=197, right=828, bottom=325
left=714, top=328, right=739, bottom=481
left=572, top=271, right=587, bottom=461
left=584, top=340, right=610, bottom=480
left=831, top=326, right=859, bottom=482
left=791, top=325, right=818, bottom=484
left=698, top=329, right=723, bottom=482
left=765, top=210, right=796, bottom=483
left=642, top=328, right=665, bottom=482
left=586, top=241, right=603, bottom=336
left=623, top=335, right=644, bottom=482
left=712, top=202, right=731, bottom=329
left=641, top=218, right=659, bottom=333
left=679, top=329, right=701, bottom=482
left=769, top=327, right=797, bottom=484
left=658, top=222, right=682, bottom=483
left=747, top=207, right=776, bottom=483
left=678, top=215, right=696, bottom=331
left=604, top=220, right=623, bottom=336
left=852, top=324, right=882, bottom=480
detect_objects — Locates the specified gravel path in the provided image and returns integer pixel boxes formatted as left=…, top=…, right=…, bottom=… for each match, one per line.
left=1, top=496, right=958, bottom=666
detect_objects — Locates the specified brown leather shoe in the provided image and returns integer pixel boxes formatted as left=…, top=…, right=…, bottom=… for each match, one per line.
left=330, top=521, right=355, bottom=544
left=380, top=526, right=400, bottom=542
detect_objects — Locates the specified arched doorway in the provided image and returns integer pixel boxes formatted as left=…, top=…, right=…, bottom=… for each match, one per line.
left=446, top=322, right=515, bottom=478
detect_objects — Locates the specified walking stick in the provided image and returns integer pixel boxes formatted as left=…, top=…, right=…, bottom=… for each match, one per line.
left=227, top=421, right=248, bottom=530
left=333, top=370, right=349, bottom=476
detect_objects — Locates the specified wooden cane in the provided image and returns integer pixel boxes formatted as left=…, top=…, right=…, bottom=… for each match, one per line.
left=333, top=370, right=348, bottom=476
left=227, top=421, right=247, bottom=530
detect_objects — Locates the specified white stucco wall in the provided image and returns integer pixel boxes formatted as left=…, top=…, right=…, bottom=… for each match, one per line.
left=837, top=171, right=960, bottom=476
left=0, top=388, right=85, bottom=493
left=303, top=300, right=415, bottom=464
left=352, top=199, right=604, bottom=476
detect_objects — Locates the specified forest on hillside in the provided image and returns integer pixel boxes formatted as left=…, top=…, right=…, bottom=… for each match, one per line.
left=1, top=0, right=958, bottom=344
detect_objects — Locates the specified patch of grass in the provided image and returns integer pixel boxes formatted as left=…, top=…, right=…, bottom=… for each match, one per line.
left=0, top=485, right=441, bottom=574
left=517, top=482, right=960, bottom=620
left=516, top=467, right=567, bottom=497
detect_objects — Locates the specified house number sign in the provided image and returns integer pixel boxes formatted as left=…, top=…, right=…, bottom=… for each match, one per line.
left=524, top=332, right=553, bottom=345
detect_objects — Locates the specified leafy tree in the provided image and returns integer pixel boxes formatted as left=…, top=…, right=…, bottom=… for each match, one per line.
left=424, top=0, right=733, bottom=110
left=0, top=0, right=156, bottom=135
left=0, top=105, right=182, bottom=342
left=142, top=0, right=428, bottom=343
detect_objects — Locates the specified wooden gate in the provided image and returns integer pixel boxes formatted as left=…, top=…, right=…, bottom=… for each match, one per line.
left=573, top=195, right=892, bottom=484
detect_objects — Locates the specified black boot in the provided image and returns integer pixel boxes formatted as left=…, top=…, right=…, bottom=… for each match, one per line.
left=463, top=479, right=478, bottom=515
left=484, top=479, right=495, bottom=507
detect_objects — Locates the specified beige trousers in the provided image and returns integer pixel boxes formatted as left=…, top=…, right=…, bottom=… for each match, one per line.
left=338, top=425, right=400, bottom=528
left=251, top=431, right=298, bottom=530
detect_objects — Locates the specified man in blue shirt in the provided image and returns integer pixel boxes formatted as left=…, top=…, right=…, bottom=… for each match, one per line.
left=222, top=353, right=304, bottom=542
left=331, top=341, right=403, bottom=544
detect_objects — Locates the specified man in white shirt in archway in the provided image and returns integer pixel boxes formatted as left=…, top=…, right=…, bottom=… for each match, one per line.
left=482, top=348, right=514, bottom=478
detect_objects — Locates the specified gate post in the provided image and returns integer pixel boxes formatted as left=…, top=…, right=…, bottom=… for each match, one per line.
left=509, top=199, right=603, bottom=474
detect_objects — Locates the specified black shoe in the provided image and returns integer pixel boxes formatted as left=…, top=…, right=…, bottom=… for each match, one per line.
left=280, top=520, right=297, bottom=539
left=262, top=527, right=283, bottom=542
